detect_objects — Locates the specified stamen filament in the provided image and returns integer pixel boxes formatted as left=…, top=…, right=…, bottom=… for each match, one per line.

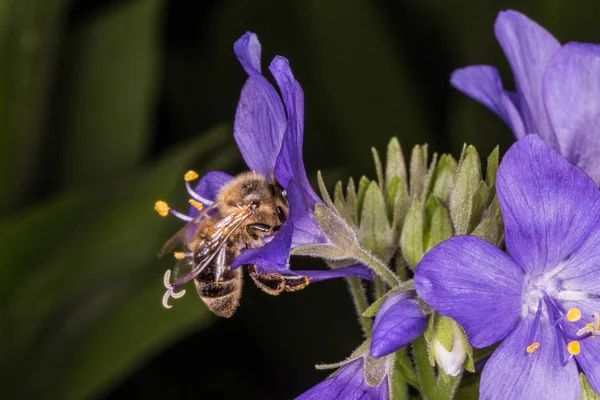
left=170, top=208, right=193, bottom=222
left=185, top=181, right=214, bottom=206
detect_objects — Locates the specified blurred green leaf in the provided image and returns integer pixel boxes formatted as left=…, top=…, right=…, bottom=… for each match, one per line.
left=2, top=124, right=236, bottom=399
left=0, top=0, right=72, bottom=216
left=56, top=0, right=164, bottom=186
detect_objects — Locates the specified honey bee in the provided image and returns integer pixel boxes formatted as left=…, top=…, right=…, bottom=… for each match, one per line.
left=158, top=171, right=310, bottom=318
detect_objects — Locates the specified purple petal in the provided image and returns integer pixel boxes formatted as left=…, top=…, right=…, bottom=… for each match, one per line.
left=555, top=224, right=600, bottom=296
left=295, top=358, right=388, bottom=400
left=543, top=42, right=600, bottom=184
left=451, top=65, right=525, bottom=138
left=494, top=10, right=560, bottom=146
left=188, top=171, right=233, bottom=217
left=233, top=32, right=262, bottom=76
left=574, top=325, right=600, bottom=394
left=497, top=135, right=600, bottom=276
left=293, top=264, right=374, bottom=282
left=414, top=235, right=523, bottom=348
left=286, top=179, right=326, bottom=247
left=230, top=218, right=293, bottom=271
left=370, top=292, right=428, bottom=358
left=269, top=57, right=322, bottom=205
left=480, top=318, right=579, bottom=399
left=233, top=34, right=287, bottom=177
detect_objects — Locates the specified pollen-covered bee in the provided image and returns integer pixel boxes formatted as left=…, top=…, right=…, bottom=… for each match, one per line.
left=155, top=171, right=310, bottom=318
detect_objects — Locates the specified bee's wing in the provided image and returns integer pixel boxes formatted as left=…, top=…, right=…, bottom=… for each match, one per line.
left=169, top=205, right=257, bottom=288
left=158, top=202, right=220, bottom=257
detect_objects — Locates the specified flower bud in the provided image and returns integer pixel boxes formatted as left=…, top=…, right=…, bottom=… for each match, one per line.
left=432, top=319, right=467, bottom=377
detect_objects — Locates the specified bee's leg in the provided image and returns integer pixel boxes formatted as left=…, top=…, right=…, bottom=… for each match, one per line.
left=282, top=275, right=310, bottom=292
left=245, top=223, right=272, bottom=240
left=247, top=265, right=285, bottom=295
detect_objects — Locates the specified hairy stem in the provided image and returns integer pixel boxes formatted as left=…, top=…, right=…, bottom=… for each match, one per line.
left=352, top=247, right=402, bottom=287
left=413, top=336, right=436, bottom=400
left=346, top=277, right=372, bottom=336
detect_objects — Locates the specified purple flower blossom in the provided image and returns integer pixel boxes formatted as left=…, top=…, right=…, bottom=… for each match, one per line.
left=158, top=32, right=372, bottom=305
left=370, top=292, right=428, bottom=358
left=296, top=353, right=391, bottom=400
left=415, top=135, right=600, bottom=399
left=451, top=10, right=600, bottom=184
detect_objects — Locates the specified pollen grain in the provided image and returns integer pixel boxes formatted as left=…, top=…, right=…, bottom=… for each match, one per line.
left=526, top=342, right=540, bottom=354
left=567, top=341, right=581, bottom=355
left=189, top=199, right=204, bottom=211
left=155, top=201, right=170, bottom=217
left=567, top=308, right=582, bottom=322
left=184, top=170, right=199, bottom=181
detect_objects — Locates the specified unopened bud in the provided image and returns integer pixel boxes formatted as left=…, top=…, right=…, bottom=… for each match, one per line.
left=433, top=322, right=467, bottom=377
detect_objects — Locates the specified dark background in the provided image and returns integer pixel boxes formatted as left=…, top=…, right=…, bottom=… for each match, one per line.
left=2, top=1, right=599, bottom=399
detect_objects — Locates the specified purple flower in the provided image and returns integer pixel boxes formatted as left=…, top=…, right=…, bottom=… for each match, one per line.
left=414, top=135, right=600, bottom=399
left=451, top=10, right=600, bottom=184
left=296, top=353, right=391, bottom=400
left=370, top=292, right=428, bottom=358
left=157, top=32, right=372, bottom=306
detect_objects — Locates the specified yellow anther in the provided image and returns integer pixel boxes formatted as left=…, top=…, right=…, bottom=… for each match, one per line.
left=189, top=199, right=204, bottom=211
left=567, top=341, right=581, bottom=355
left=154, top=201, right=170, bottom=217
left=567, top=308, right=582, bottom=322
left=184, top=170, right=199, bottom=182
left=174, top=252, right=186, bottom=260
left=586, top=322, right=594, bottom=329
left=526, top=342, right=540, bottom=354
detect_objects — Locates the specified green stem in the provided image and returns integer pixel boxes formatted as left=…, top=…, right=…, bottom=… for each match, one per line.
left=352, top=247, right=402, bottom=287
left=395, top=350, right=419, bottom=389
left=434, top=373, right=462, bottom=400
left=346, top=277, right=372, bottom=336
left=373, top=276, right=385, bottom=298
left=413, top=336, right=436, bottom=400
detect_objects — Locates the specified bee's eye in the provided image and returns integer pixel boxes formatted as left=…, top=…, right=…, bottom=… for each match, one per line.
left=276, top=206, right=287, bottom=223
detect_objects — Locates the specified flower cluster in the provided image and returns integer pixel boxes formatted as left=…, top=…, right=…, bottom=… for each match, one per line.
left=154, top=10, right=600, bottom=399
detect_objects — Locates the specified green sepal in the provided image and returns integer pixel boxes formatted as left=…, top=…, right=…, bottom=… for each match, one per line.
left=385, top=137, right=407, bottom=190
left=357, top=175, right=370, bottom=222
left=580, top=373, right=600, bottom=399
left=314, top=203, right=358, bottom=252
left=317, top=170, right=337, bottom=211
left=372, top=147, right=385, bottom=189
left=291, top=243, right=354, bottom=261
left=400, top=197, right=424, bottom=269
left=424, top=196, right=453, bottom=252
left=409, top=144, right=428, bottom=198
left=362, top=286, right=402, bottom=317
left=386, top=176, right=409, bottom=231
left=333, top=180, right=356, bottom=227
left=360, top=181, right=394, bottom=262
left=420, top=152, right=438, bottom=203
left=431, top=154, right=458, bottom=204
left=346, top=177, right=359, bottom=225
left=449, top=145, right=483, bottom=235
left=486, top=146, right=499, bottom=190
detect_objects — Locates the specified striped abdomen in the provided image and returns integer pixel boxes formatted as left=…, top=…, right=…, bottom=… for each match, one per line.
left=194, top=246, right=242, bottom=318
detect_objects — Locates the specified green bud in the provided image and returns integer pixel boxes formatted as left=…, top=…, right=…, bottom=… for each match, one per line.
left=333, top=180, right=357, bottom=227
left=431, top=153, right=458, bottom=204
left=385, top=137, right=407, bottom=189
left=357, top=176, right=370, bottom=222
left=386, top=176, right=409, bottom=231
left=371, top=147, right=385, bottom=190
left=420, top=152, right=438, bottom=202
left=360, top=181, right=395, bottom=262
left=486, top=146, right=499, bottom=193
left=345, top=177, right=358, bottom=225
left=424, top=196, right=453, bottom=252
left=580, top=373, right=600, bottom=399
left=449, top=145, right=483, bottom=235
left=409, top=144, right=428, bottom=198
left=427, top=315, right=472, bottom=377
left=400, top=197, right=424, bottom=268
